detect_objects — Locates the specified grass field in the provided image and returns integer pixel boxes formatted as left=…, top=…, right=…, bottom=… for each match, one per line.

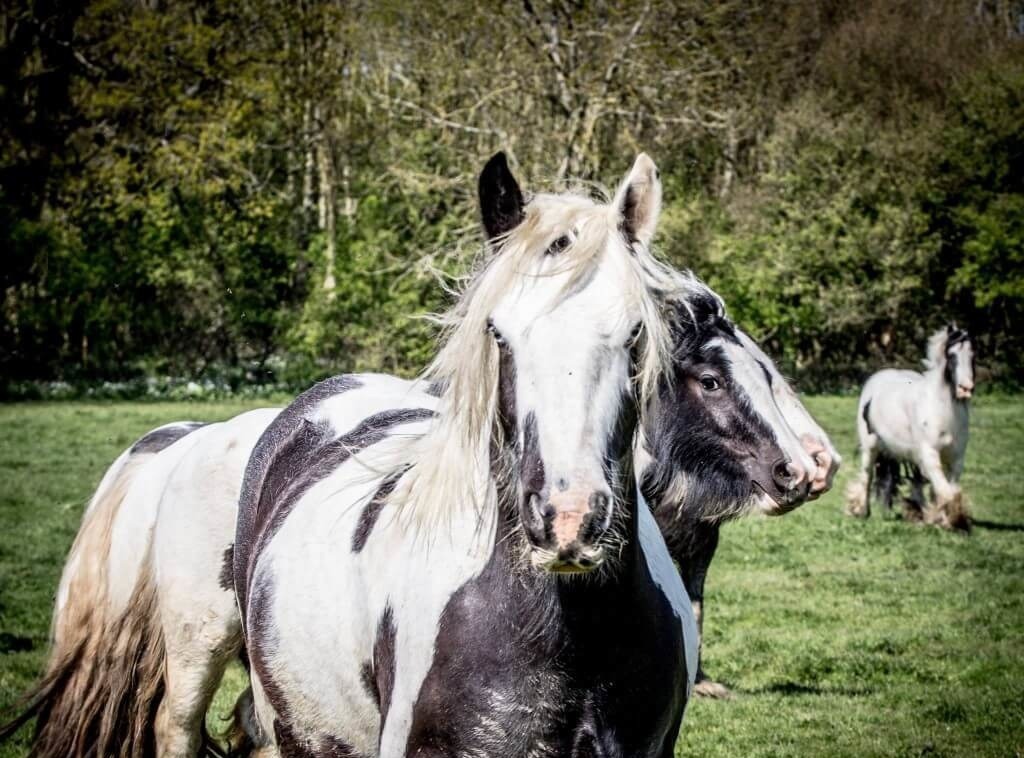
left=0, top=396, right=1022, bottom=757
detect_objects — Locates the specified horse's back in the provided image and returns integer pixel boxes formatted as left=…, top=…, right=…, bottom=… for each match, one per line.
left=861, top=368, right=923, bottom=405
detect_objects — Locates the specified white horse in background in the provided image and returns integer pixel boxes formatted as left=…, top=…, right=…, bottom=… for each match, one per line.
left=846, top=325, right=976, bottom=530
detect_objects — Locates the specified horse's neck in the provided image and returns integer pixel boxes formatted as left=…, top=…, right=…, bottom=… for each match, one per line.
left=920, top=358, right=967, bottom=432
left=924, top=357, right=954, bottom=401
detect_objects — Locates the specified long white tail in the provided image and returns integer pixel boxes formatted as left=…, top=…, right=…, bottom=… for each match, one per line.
left=0, top=422, right=210, bottom=757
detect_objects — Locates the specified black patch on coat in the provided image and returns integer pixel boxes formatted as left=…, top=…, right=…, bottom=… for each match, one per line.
left=352, top=467, right=408, bottom=553
left=404, top=496, right=686, bottom=757
left=236, top=400, right=434, bottom=623
left=520, top=412, right=545, bottom=496
left=130, top=421, right=207, bottom=455
left=360, top=662, right=379, bottom=709
left=496, top=341, right=517, bottom=439
left=235, top=374, right=364, bottom=617
left=218, top=545, right=234, bottom=592
left=862, top=400, right=874, bottom=435
left=374, top=605, right=397, bottom=729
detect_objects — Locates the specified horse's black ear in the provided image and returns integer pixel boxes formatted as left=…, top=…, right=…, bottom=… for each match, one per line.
left=478, top=152, right=524, bottom=244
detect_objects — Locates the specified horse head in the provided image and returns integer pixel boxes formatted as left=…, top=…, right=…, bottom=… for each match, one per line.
left=641, top=288, right=831, bottom=520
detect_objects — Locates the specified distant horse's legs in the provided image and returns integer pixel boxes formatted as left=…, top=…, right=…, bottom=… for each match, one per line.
left=917, top=446, right=971, bottom=530
left=918, top=446, right=956, bottom=505
left=902, top=463, right=926, bottom=521
left=872, top=456, right=895, bottom=517
left=846, top=433, right=877, bottom=518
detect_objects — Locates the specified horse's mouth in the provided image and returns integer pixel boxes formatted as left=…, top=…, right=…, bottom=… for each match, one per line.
left=956, top=386, right=973, bottom=400
left=530, top=547, right=604, bottom=575
left=752, top=481, right=802, bottom=515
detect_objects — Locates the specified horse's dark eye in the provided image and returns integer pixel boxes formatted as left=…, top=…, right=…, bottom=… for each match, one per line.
left=626, top=322, right=643, bottom=346
left=486, top=319, right=506, bottom=346
left=700, top=375, right=721, bottom=392
left=547, top=235, right=571, bottom=255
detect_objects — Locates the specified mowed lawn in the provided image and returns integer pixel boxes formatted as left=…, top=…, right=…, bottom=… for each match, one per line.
left=0, top=396, right=1022, bottom=757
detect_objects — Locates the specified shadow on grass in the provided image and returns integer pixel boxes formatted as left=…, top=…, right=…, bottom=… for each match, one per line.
left=743, top=680, right=871, bottom=697
left=971, top=519, right=1024, bottom=532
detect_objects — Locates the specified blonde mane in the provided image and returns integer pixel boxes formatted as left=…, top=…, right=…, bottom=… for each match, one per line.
left=389, top=190, right=691, bottom=530
left=923, top=326, right=952, bottom=370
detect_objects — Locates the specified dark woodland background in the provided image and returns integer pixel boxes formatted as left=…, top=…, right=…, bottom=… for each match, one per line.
left=2, top=0, right=1023, bottom=397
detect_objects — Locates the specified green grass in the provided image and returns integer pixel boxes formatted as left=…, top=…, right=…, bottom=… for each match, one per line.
left=1, top=397, right=1022, bottom=757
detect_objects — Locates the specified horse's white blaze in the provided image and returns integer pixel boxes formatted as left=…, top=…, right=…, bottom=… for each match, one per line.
left=492, top=235, right=636, bottom=498
left=737, top=331, right=841, bottom=491
left=717, top=338, right=816, bottom=507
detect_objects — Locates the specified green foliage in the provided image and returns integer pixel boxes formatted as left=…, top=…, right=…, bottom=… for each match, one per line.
left=1, top=0, right=1022, bottom=390
left=2, top=396, right=1023, bottom=756
left=669, top=97, right=943, bottom=389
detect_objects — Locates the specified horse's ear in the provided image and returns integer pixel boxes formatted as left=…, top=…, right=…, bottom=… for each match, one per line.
left=478, top=152, right=525, bottom=245
left=614, top=153, right=662, bottom=247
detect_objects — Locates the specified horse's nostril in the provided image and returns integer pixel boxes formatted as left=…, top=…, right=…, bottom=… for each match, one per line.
left=771, top=459, right=793, bottom=490
left=540, top=502, right=556, bottom=522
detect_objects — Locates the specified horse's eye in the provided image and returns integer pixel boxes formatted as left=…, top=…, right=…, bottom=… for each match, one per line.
left=547, top=235, right=571, bottom=255
left=700, top=375, right=721, bottom=392
left=626, top=322, right=643, bottom=346
left=486, top=319, right=506, bottom=346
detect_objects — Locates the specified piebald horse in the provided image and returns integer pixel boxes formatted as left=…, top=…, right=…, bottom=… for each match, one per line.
left=846, top=325, right=975, bottom=531
left=1, top=155, right=835, bottom=756
left=640, top=294, right=839, bottom=697
left=234, top=153, right=698, bottom=756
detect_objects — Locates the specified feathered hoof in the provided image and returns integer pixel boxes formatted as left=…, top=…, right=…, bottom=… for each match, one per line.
left=924, top=491, right=972, bottom=534
left=844, top=480, right=868, bottom=518
left=901, top=501, right=925, bottom=523
left=694, top=677, right=733, bottom=699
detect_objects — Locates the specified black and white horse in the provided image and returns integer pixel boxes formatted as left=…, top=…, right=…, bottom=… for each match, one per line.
left=2, top=155, right=835, bottom=756
left=639, top=293, right=839, bottom=697
left=233, top=153, right=696, bottom=755
left=846, top=325, right=975, bottom=530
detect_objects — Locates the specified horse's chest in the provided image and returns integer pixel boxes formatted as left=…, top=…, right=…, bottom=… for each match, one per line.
left=403, top=567, right=683, bottom=758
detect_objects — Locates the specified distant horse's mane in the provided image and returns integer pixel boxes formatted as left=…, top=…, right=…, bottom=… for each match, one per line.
left=388, top=190, right=692, bottom=529
left=923, top=325, right=970, bottom=370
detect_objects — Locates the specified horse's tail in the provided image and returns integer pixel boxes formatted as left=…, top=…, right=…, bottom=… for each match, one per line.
left=1, top=439, right=171, bottom=756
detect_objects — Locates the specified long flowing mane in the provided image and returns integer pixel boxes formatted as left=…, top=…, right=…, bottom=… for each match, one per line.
left=923, top=326, right=954, bottom=370
left=389, top=191, right=690, bottom=530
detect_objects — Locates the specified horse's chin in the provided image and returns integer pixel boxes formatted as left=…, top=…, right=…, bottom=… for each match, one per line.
left=751, top=484, right=801, bottom=517
left=956, top=387, right=973, bottom=400
left=529, top=546, right=605, bottom=576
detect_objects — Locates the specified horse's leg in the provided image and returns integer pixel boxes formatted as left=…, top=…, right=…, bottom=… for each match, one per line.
left=156, top=625, right=241, bottom=758
left=902, top=463, right=926, bottom=521
left=152, top=475, right=245, bottom=756
left=873, top=456, right=896, bottom=517
left=676, top=525, right=728, bottom=698
left=846, top=434, right=877, bottom=518
left=153, top=531, right=243, bottom=758
left=917, top=446, right=967, bottom=529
